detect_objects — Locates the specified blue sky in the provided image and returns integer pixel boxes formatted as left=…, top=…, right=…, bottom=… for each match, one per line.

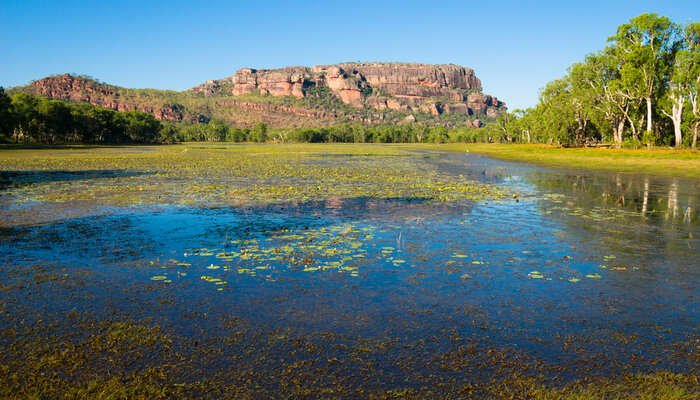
left=1, top=1, right=698, bottom=110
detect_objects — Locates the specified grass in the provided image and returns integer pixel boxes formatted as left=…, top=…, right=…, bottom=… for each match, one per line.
left=425, top=143, right=700, bottom=180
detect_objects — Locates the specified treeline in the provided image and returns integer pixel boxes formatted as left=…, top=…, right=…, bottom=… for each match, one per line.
left=176, top=121, right=461, bottom=143
left=0, top=88, right=495, bottom=145
left=499, top=14, right=699, bottom=148
left=0, top=89, right=175, bottom=144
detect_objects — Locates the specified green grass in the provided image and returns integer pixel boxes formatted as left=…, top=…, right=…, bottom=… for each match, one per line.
left=425, top=143, right=700, bottom=179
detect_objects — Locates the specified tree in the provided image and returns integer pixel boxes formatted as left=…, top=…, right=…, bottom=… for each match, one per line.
left=249, top=122, right=268, bottom=142
left=10, top=93, right=39, bottom=143
left=226, top=126, right=248, bottom=142
left=494, top=112, right=516, bottom=142
left=574, top=49, right=629, bottom=147
left=122, top=110, right=161, bottom=143
left=0, top=88, right=15, bottom=141
left=37, top=98, right=72, bottom=144
left=427, top=126, right=449, bottom=143
left=159, top=124, right=178, bottom=144
left=660, top=22, right=700, bottom=147
left=535, top=78, right=583, bottom=145
left=682, top=22, right=700, bottom=149
left=205, top=120, right=228, bottom=141
left=609, top=13, right=680, bottom=140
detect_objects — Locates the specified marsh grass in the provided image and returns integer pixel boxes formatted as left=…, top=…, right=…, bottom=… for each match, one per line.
left=420, top=143, right=700, bottom=179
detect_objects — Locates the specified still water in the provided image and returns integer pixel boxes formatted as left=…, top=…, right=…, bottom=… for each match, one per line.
left=1, top=148, right=697, bottom=389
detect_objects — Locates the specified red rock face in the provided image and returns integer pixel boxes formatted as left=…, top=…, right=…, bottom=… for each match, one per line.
left=444, top=103, right=469, bottom=115
left=28, top=74, right=193, bottom=121
left=229, top=63, right=505, bottom=117
left=231, top=67, right=306, bottom=98
left=22, top=64, right=505, bottom=128
left=336, top=62, right=482, bottom=97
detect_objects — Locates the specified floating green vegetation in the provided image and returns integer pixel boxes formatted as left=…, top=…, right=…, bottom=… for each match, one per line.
left=1, top=310, right=696, bottom=399
left=0, top=144, right=514, bottom=226
left=145, top=222, right=394, bottom=290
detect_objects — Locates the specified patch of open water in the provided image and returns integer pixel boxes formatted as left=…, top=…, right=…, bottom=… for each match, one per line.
left=0, top=150, right=697, bottom=383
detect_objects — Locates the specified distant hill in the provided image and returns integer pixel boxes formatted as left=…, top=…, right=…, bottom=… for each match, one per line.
left=12, top=63, right=506, bottom=128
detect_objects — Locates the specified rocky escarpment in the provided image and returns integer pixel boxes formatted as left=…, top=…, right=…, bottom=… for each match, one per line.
left=193, top=63, right=505, bottom=118
left=17, top=63, right=506, bottom=129
left=26, top=74, right=197, bottom=122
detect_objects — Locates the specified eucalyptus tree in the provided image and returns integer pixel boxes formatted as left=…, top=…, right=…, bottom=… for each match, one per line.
left=574, top=49, right=631, bottom=146
left=535, top=78, right=580, bottom=145
left=608, top=13, right=680, bottom=138
left=683, top=23, right=700, bottom=148
left=662, top=22, right=700, bottom=147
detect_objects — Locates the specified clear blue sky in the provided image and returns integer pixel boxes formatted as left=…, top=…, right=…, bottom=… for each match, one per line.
left=1, top=1, right=698, bottom=110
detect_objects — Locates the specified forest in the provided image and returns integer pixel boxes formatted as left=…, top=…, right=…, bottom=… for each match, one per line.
left=498, top=14, right=699, bottom=148
left=0, top=90, right=171, bottom=144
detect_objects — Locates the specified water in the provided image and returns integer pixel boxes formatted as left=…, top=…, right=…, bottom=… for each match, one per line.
left=0, top=148, right=697, bottom=391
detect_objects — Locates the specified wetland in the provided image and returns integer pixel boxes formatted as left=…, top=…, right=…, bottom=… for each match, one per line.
left=0, top=143, right=698, bottom=398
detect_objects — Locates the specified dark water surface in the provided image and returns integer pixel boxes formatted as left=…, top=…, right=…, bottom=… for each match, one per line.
left=1, top=150, right=698, bottom=389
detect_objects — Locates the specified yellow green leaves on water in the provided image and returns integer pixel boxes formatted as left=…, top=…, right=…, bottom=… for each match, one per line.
left=145, top=222, right=407, bottom=291
left=528, top=271, right=544, bottom=279
left=0, top=145, right=516, bottom=227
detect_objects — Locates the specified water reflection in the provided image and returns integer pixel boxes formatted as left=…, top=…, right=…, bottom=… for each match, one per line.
left=0, top=149, right=698, bottom=386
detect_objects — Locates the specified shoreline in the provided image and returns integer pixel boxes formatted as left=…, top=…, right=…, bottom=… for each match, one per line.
left=425, top=143, right=700, bottom=180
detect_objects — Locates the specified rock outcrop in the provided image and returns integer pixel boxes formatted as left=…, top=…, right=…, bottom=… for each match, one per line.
left=194, top=62, right=505, bottom=117
left=27, top=74, right=196, bottom=122
left=19, top=63, right=506, bottom=129
left=232, top=67, right=307, bottom=98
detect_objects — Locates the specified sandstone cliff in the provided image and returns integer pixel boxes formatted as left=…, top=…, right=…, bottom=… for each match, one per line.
left=25, top=74, right=198, bottom=122
left=193, top=62, right=505, bottom=118
left=17, top=63, right=506, bottom=129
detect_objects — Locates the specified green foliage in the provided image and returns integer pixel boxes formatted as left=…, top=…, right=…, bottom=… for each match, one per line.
left=249, top=122, right=268, bottom=142
left=1, top=93, right=166, bottom=144
left=427, top=126, right=449, bottom=143
left=0, top=88, right=16, bottom=141
left=226, top=126, right=248, bottom=142
left=158, top=124, right=178, bottom=144
left=510, top=14, right=698, bottom=148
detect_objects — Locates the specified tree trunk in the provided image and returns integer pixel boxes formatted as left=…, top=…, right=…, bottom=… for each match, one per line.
left=646, top=97, right=653, bottom=133
left=693, top=121, right=699, bottom=150
left=673, top=105, right=683, bottom=148
left=615, top=119, right=625, bottom=148
left=666, top=94, right=684, bottom=148
left=624, top=112, right=638, bottom=142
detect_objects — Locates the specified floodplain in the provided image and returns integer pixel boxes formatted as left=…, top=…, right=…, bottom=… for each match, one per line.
left=0, top=144, right=698, bottom=398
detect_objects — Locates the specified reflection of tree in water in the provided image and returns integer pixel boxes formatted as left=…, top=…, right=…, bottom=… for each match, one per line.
left=531, top=172, right=699, bottom=225
left=527, top=171, right=699, bottom=278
